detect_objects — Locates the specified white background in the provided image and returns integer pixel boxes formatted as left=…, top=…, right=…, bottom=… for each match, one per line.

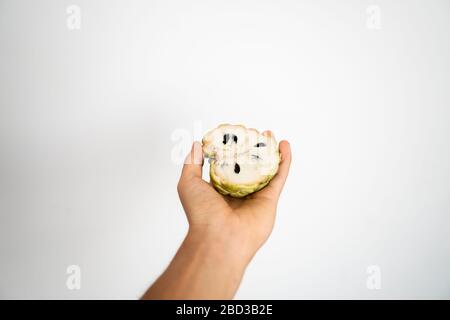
left=0, top=0, right=449, bottom=299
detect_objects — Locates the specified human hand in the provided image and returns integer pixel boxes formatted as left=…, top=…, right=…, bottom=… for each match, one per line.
left=177, top=132, right=292, bottom=265
left=143, top=132, right=291, bottom=299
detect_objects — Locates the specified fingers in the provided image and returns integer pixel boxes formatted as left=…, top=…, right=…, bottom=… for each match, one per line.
left=262, top=130, right=273, bottom=137
left=180, top=142, right=204, bottom=181
left=271, top=140, right=292, bottom=194
left=256, top=140, right=291, bottom=201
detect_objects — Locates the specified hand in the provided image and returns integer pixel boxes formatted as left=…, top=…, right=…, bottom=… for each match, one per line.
left=143, top=132, right=291, bottom=299
left=178, top=132, right=292, bottom=265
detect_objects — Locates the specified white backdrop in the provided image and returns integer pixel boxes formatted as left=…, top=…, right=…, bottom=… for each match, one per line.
left=0, top=0, right=449, bottom=299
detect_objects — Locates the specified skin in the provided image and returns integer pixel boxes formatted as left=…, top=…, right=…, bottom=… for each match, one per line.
left=142, top=132, right=291, bottom=300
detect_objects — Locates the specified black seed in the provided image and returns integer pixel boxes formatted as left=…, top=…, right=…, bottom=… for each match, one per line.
left=233, top=135, right=238, bottom=143
left=255, top=142, right=266, bottom=147
left=223, top=134, right=230, bottom=144
left=252, top=154, right=261, bottom=159
left=234, top=163, right=240, bottom=174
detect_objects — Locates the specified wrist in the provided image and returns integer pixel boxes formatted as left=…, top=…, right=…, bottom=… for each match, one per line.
left=143, top=228, right=250, bottom=299
left=185, top=226, right=254, bottom=271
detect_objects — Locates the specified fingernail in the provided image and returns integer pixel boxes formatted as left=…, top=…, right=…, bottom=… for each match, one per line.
left=192, top=141, right=203, bottom=165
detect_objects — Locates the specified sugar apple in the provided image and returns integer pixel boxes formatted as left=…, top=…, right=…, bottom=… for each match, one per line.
left=202, top=124, right=280, bottom=198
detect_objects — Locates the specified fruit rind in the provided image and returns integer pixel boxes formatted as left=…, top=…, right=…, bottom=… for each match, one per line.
left=203, top=124, right=281, bottom=198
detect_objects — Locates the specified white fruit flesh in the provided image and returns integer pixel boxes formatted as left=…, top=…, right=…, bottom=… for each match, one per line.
left=202, top=124, right=280, bottom=197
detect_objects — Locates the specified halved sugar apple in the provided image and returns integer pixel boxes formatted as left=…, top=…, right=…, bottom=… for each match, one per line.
left=202, top=124, right=280, bottom=198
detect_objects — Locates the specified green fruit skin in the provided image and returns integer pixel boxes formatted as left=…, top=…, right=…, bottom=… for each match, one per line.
left=209, top=152, right=280, bottom=198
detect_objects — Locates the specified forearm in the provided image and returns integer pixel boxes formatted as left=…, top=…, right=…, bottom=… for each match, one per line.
left=142, top=229, right=251, bottom=300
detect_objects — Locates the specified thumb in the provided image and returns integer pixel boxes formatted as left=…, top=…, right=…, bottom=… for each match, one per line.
left=179, top=141, right=204, bottom=181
